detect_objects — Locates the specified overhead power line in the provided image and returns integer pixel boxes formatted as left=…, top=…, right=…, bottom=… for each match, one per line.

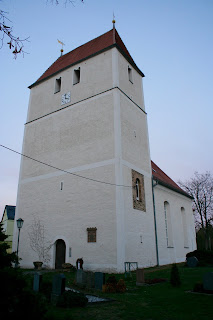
left=0, top=144, right=133, bottom=188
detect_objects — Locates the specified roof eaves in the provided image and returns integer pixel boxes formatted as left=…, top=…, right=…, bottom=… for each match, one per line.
left=115, top=43, right=145, bottom=77
left=153, top=176, right=193, bottom=199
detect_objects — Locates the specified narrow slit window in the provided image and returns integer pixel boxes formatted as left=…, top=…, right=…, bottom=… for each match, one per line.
left=73, top=67, right=80, bottom=85
left=60, top=182, right=63, bottom=191
left=55, top=77, right=61, bottom=93
left=136, top=179, right=140, bottom=201
left=128, top=66, right=133, bottom=83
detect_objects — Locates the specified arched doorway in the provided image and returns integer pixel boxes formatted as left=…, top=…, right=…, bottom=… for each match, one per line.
left=55, top=239, right=66, bottom=269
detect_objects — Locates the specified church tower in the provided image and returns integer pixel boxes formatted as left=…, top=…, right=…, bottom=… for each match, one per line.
left=13, top=26, right=158, bottom=271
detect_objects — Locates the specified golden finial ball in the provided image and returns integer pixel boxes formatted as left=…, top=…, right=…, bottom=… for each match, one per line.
left=112, top=19, right=116, bottom=24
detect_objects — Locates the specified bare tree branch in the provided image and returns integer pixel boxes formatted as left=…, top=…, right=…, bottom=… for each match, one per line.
left=178, top=171, right=213, bottom=250
left=0, top=9, right=29, bottom=58
left=1, top=1, right=84, bottom=58
left=48, top=0, right=84, bottom=6
left=28, top=217, right=52, bottom=265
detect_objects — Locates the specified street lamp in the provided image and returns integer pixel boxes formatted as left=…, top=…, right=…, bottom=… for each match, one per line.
left=16, top=218, right=24, bottom=267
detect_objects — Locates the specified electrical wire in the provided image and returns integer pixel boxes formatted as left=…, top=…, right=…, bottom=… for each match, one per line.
left=0, top=144, right=133, bottom=188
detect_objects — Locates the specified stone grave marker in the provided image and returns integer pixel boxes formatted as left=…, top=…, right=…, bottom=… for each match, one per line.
left=33, top=272, right=42, bottom=292
left=95, top=272, right=105, bottom=290
left=203, top=272, right=213, bottom=291
left=136, top=268, right=145, bottom=286
left=186, top=256, right=198, bottom=268
left=51, top=273, right=66, bottom=305
left=75, top=269, right=87, bottom=287
left=86, top=271, right=95, bottom=289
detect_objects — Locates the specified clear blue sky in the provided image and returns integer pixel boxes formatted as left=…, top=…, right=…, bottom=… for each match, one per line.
left=1, top=0, right=213, bottom=218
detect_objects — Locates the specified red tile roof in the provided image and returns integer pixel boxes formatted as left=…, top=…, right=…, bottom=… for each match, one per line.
left=29, top=28, right=144, bottom=89
left=151, top=161, right=191, bottom=198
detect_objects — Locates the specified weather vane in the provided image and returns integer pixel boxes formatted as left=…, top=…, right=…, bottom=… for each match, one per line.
left=57, top=39, right=65, bottom=56
left=112, top=12, right=116, bottom=28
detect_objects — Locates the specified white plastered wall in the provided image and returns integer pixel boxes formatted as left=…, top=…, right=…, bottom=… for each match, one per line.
left=154, top=184, right=197, bottom=266
left=13, top=83, right=120, bottom=271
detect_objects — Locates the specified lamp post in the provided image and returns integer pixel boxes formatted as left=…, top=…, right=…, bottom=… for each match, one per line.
left=16, top=218, right=24, bottom=267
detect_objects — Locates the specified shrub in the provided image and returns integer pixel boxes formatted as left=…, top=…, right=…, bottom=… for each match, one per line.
left=105, top=275, right=117, bottom=292
left=193, top=282, right=204, bottom=293
left=170, top=264, right=181, bottom=287
left=0, top=268, right=47, bottom=319
left=106, top=275, right=117, bottom=285
left=62, top=263, right=76, bottom=272
left=0, top=223, right=18, bottom=268
left=105, top=276, right=126, bottom=293
left=186, top=250, right=213, bottom=266
left=40, top=278, right=52, bottom=301
left=116, top=279, right=126, bottom=293
left=193, top=282, right=213, bottom=294
left=145, top=278, right=167, bottom=285
left=57, top=290, right=88, bottom=308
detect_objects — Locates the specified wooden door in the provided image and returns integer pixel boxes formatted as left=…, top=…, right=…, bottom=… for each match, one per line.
left=55, top=239, right=66, bottom=269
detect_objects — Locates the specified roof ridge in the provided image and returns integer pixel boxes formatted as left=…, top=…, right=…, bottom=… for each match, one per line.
left=34, top=29, right=114, bottom=85
left=59, top=28, right=114, bottom=60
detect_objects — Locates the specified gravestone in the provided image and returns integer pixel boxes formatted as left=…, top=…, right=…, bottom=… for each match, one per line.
left=33, top=272, right=42, bottom=292
left=51, top=273, right=66, bottom=305
left=136, top=268, right=145, bottom=286
left=75, top=269, right=87, bottom=287
left=186, top=256, right=198, bottom=267
left=203, top=272, right=213, bottom=291
left=95, top=272, right=105, bottom=290
left=86, top=271, right=95, bottom=289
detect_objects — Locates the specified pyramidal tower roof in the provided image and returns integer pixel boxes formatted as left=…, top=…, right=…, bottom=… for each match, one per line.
left=29, top=28, right=144, bottom=88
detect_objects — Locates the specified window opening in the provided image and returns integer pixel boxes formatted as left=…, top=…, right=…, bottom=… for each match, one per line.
left=128, top=66, right=133, bottom=83
left=136, top=179, right=140, bottom=201
left=164, top=201, right=173, bottom=247
left=181, top=207, right=189, bottom=247
left=55, top=77, right=61, bottom=93
left=87, top=227, right=97, bottom=243
left=73, top=67, right=80, bottom=85
left=164, top=202, right=169, bottom=247
left=132, top=169, right=146, bottom=212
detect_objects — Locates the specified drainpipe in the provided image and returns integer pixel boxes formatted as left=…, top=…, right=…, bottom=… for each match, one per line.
left=152, top=176, right=159, bottom=266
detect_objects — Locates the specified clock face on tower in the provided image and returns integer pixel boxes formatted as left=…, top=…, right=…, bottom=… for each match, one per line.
left=61, top=92, right=71, bottom=105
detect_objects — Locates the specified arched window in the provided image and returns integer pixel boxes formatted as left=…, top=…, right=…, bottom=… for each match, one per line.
left=164, top=202, right=169, bottom=247
left=164, top=201, right=173, bottom=247
left=181, top=207, right=189, bottom=248
left=136, top=178, right=140, bottom=201
left=131, top=169, right=146, bottom=212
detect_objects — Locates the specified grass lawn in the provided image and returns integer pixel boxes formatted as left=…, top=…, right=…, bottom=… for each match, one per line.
left=26, top=265, right=213, bottom=320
